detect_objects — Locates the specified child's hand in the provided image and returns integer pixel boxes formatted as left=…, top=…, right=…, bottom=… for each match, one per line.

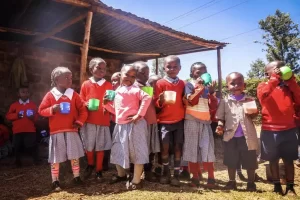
left=127, top=114, right=141, bottom=123
left=215, top=125, right=224, bottom=135
left=208, top=81, right=217, bottom=94
left=103, top=95, right=110, bottom=105
left=246, top=112, right=258, bottom=119
left=18, top=113, right=24, bottom=119
left=52, top=104, right=60, bottom=113
left=159, top=93, right=165, bottom=106
left=183, top=96, right=192, bottom=106
left=85, top=101, right=89, bottom=108
left=196, top=77, right=204, bottom=85
left=73, top=123, right=81, bottom=129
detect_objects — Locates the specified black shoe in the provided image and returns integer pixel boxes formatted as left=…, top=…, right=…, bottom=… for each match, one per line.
left=52, top=181, right=62, bottom=192
left=246, top=182, right=257, bottom=192
left=224, top=181, right=237, bottom=190
left=285, top=184, right=297, bottom=196
left=73, top=177, right=83, bottom=185
left=273, top=183, right=283, bottom=195
left=84, top=165, right=94, bottom=180
left=189, top=178, right=200, bottom=187
left=95, top=171, right=104, bottom=182
left=207, top=178, right=216, bottom=188
left=160, top=175, right=171, bottom=184
left=179, top=170, right=190, bottom=181
left=170, top=176, right=180, bottom=187
left=110, top=174, right=127, bottom=184
left=237, top=172, right=247, bottom=182
left=144, top=171, right=158, bottom=182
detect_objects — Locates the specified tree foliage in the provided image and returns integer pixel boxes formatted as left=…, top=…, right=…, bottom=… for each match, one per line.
left=151, top=58, right=166, bottom=78
left=259, top=10, right=300, bottom=72
left=247, top=59, right=266, bottom=79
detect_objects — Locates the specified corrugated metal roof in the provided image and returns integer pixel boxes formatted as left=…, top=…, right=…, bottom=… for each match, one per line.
left=0, top=0, right=226, bottom=61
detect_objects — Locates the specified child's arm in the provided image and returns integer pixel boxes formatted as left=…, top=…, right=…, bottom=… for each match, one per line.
left=74, top=93, right=88, bottom=127
left=154, top=81, right=164, bottom=108
left=79, top=81, right=88, bottom=105
left=208, top=93, right=218, bottom=115
left=215, top=99, right=225, bottom=135
left=131, top=90, right=152, bottom=123
left=39, top=93, right=56, bottom=117
left=257, top=74, right=281, bottom=104
left=103, top=102, right=115, bottom=115
left=6, top=103, right=18, bottom=121
left=284, top=76, right=300, bottom=105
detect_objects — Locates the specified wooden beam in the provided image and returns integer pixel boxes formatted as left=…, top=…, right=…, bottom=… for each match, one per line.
left=155, top=58, right=158, bottom=75
left=53, top=0, right=223, bottom=49
left=217, top=47, right=222, bottom=99
left=31, top=12, right=87, bottom=44
left=80, top=11, right=93, bottom=84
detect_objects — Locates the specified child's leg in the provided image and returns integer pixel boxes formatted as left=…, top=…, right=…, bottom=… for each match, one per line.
left=86, top=151, right=94, bottom=166
left=161, top=143, right=170, bottom=176
left=174, top=143, right=182, bottom=177
left=96, top=151, right=104, bottom=172
left=132, top=164, right=143, bottom=184
left=71, top=159, right=80, bottom=178
left=269, top=160, right=280, bottom=183
left=228, top=168, right=236, bottom=181
left=203, top=162, right=215, bottom=180
left=13, top=134, right=23, bottom=166
left=116, top=164, right=126, bottom=177
left=188, top=162, right=199, bottom=179
left=51, top=163, right=60, bottom=182
left=247, top=169, right=255, bottom=183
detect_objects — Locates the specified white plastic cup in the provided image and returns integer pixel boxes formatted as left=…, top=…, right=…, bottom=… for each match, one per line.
left=243, top=101, right=257, bottom=114
left=164, top=91, right=176, bottom=104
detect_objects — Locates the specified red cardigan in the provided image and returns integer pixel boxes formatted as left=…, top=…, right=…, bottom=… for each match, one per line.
left=257, top=74, right=300, bottom=131
left=80, top=79, right=112, bottom=126
left=154, top=79, right=185, bottom=124
left=6, top=101, right=37, bottom=134
left=38, top=91, right=88, bottom=134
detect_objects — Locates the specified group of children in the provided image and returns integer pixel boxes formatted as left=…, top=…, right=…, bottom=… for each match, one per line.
left=4, top=55, right=299, bottom=196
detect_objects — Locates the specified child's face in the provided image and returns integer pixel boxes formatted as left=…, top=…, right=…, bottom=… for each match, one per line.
left=91, top=62, right=106, bottom=80
left=164, top=60, right=181, bottom=79
left=227, top=74, right=245, bottom=95
left=121, top=68, right=136, bottom=87
left=111, top=74, right=121, bottom=90
left=192, top=64, right=207, bottom=79
left=136, top=65, right=150, bottom=85
left=19, top=88, right=30, bottom=101
left=56, top=72, right=72, bottom=89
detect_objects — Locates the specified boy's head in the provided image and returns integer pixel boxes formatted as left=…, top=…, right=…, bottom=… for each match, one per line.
left=265, top=60, right=285, bottom=79
left=133, top=61, right=149, bottom=85
left=18, top=86, right=30, bottom=102
left=226, top=72, right=245, bottom=95
left=121, top=65, right=137, bottom=87
left=147, top=75, right=161, bottom=88
left=190, top=62, right=207, bottom=79
left=111, top=72, right=121, bottom=90
left=89, top=57, right=107, bottom=80
left=51, top=67, right=72, bottom=89
left=164, top=55, right=181, bottom=78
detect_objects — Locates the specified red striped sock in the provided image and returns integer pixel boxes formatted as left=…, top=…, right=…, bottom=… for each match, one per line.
left=71, top=159, right=80, bottom=178
left=188, top=162, right=199, bottom=179
left=203, top=162, right=215, bottom=179
left=86, top=151, right=94, bottom=166
left=96, top=151, right=104, bottom=172
left=51, top=163, right=59, bottom=182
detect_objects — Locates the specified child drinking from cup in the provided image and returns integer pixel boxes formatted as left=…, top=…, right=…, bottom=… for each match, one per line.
left=6, top=86, right=39, bottom=167
left=154, top=55, right=185, bottom=186
left=134, top=61, right=160, bottom=182
left=39, top=67, right=87, bottom=191
left=80, top=58, right=113, bottom=181
left=216, top=72, right=258, bottom=191
left=103, top=65, right=151, bottom=190
left=183, top=62, right=218, bottom=187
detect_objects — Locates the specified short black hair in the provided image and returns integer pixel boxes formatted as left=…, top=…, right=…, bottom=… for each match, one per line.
left=89, top=57, right=106, bottom=71
left=121, top=65, right=136, bottom=73
left=17, top=85, right=29, bottom=92
left=164, top=55, right=181, bottom=67
left=190, top=62, right=206, bottom=78
left=226, top=72, right=244, bottom=83
left=133, top=61, right=149, bottom=71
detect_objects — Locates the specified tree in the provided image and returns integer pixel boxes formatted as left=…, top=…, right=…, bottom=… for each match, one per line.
left=151, top=58, right=166, bottom=78
left=258, top=10, right=300, bottom=72
left=247, top=59, right=266, bottom=79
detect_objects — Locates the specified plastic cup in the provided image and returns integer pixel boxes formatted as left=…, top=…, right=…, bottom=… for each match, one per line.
left=280, top=66, right=292, bottom=80
left=243, top=101, right=257, bottom=114
left=88, top=99, right=100, bottom=111
left=26, top=109, right=34, bottom=117
left=164, top=91, right=176, bottom=104
left=201, top=73, right=212, bottom=86
left=142, top=86, right=153, bottom=97
left=60, top=102, right=71, bottom=114
left=106, top=90, right=116, bottom=101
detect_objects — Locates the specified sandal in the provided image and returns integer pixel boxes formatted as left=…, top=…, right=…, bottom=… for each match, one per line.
left=110, top=174, right=127, bottom=184
left=126, top=181, right=143, bottom=190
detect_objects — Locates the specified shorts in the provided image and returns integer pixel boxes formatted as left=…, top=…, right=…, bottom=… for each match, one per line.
left=223, top=136, right=258, bottom=170
left=261, top=128, right=298, bottom=161
left=158, top=120, right=184, bottom=145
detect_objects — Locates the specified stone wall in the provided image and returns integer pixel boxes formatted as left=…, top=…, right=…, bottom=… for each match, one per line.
left=0, top=40, right=122, bottom=117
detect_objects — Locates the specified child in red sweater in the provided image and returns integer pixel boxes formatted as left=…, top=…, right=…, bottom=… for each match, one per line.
left=154, top=55, right=185, bottom=186
left=257, top=61, right=300, bottom=196
left=39, top=67, right=88, bottom=191
left=80, top=58, right=113, bottom=181
left=6, top=86, right=38, bottom=167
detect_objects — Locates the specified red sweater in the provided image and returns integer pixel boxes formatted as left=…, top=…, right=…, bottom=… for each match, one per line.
left=6, top=101, right=37, bottom=134
left=154, top=79, right=185, bottom=124
left=0, top=124, right=10, bottom=146
left=38, top=91, right=88, bottom=134
left=257, top=74, right=300, bottom=131
left=80, top=79, right=112, bottom=126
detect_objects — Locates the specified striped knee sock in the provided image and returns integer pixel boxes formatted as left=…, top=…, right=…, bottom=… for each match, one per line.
left=71, top=159, right=80, bottom=178
left=96, top=151, right=104, bottom=172
left=174, top=159, right=181, bottom=177
left=51, top=163, right=59, bottom=182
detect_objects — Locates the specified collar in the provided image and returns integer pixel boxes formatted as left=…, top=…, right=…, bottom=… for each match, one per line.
left=19, top=99, right=29, bottom=105
left=227, top=93, right=247, bottom=102
left=51, top=87, right=74, bottom=101
left=164, top=76, right=179, bottom=84
left=89, top=77, right=106, bottom=86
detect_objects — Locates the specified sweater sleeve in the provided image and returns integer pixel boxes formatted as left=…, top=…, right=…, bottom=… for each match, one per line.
left=79, top=81, right=88, bottom=103
left=74, top=93, right=88, bottom=126
left=285, top=76, right=300, bottom=105
left=208, top=94, right=218, bottom=114
left=38, top=93, right=54, bottom=117
left=215, top=99, right=225, bottom=121
left=103, top=102, right=115, bottom=115
left=6, top=103, right=18, bottom=121
left=257, top=74, right=281, bottom=104
left=137, top=90, right=152, bottom=117
left=154, top=81, right=164, bottom=108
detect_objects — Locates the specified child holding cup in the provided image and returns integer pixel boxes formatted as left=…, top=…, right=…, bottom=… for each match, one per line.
left=80, top=58, right=113, bottom=181
left=39, top=67, right=87, bottom=191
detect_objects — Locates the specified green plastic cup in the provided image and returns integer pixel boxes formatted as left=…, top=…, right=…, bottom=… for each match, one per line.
left=142, top=86, right=153, bottom=97
left=88, top=99, right=100, bottom=111
left=106, top=90, right=116, bottom=101
left=280, top=66, right=292, bottom=80
left=201, top=73, right=212, bottom=86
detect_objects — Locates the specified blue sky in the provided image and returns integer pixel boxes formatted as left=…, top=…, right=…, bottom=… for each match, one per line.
left=102, top=0, right=300, bottom=80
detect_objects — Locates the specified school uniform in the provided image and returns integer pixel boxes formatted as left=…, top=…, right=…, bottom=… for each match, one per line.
left=104, top=85, right=151, bottom=169
left=38, top=88, right=88, bottom=163
left=80, top=78, right=112, bottom=152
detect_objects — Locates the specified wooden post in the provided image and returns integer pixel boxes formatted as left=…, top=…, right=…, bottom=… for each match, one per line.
left=155, top=58, right=158, bottom=75
left=80, top=11, right=93, bottom=85
left=217, top=47, right=222, bottom=98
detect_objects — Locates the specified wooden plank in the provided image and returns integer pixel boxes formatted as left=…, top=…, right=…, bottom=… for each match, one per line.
left=53, top=0, right=224, bottom=49
left=217, top=47, right=222, bottom=98
left=31, top=12, right=87, bottom=44
left=80, top=11, right=93, bottom=85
